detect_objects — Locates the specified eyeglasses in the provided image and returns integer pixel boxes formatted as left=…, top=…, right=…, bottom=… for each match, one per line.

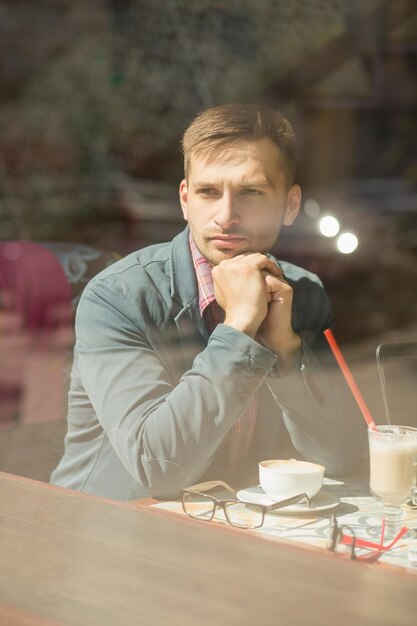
left=181, top=480, right=310, bottom=529
left=326, top=513, right=408, bottom=562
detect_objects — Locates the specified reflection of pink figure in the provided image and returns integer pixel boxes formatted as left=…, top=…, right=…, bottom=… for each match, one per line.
left=0, top=242, right=73, bottom=429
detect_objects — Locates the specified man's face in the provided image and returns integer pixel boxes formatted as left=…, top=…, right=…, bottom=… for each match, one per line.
left=179, top=138, right=301, bottom=265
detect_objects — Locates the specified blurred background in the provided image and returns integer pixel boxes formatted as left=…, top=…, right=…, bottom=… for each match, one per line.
left=0, top=0, right=416, bottom=478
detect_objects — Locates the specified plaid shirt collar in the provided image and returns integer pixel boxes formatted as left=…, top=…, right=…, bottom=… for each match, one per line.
left=189, top=234, right=216, bottom=316
left=189, top=234, right=256, bottom=475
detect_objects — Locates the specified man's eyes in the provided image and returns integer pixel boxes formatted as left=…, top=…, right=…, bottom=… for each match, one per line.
left=196, top=188, right=218, bottom=195
left=195, top=187, right=264, bottom=197
left=241, top=188, right=264, bottom=196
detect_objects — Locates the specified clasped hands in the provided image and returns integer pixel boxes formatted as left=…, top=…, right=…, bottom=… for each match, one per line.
left=212, top=253, right=301, bottom=367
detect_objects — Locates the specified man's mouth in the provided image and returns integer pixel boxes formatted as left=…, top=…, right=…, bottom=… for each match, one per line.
left=208, top=235, right=246, bottom=249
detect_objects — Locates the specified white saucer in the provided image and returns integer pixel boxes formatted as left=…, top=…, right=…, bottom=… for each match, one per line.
left=236, top=485, right=340, bottom=514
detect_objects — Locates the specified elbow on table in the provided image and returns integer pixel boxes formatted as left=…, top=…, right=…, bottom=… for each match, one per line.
left=110, top=430, right=205, bottom=499
left=139, top=455, right=193, bottom=499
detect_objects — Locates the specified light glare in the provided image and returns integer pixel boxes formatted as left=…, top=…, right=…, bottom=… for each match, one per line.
left=319, top=215, right=340, bottom=237
left=304, top=198, right=321, bottom=218
left=337, top=233, right=358, bottom=254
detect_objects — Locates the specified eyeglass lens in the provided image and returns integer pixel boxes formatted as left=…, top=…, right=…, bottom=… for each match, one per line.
left=224, top=501, right=263, bottom=528
left=183, top=492, right=264, bottom=528
left=182, top=492, right=215, bottom=521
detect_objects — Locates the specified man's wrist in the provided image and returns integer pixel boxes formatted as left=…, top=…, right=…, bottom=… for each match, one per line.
left=267, top=333, right=302, bottom=375
left=223, top=315, right=260, bottom=339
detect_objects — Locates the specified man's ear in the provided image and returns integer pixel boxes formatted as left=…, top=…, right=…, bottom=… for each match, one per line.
left=179, top=179, right=188, bottom=221
left=283, top=184, right=301, bottom=226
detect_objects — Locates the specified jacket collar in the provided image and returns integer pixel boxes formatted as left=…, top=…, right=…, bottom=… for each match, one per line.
left=170, top=226, right=210, bottom=342
left=170, top=225, right=197, bottom=306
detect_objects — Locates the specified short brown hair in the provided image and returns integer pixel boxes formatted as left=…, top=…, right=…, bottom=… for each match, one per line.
left=182, top=103, right=296, bottom=185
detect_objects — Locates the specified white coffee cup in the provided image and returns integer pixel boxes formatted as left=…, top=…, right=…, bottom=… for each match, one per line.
left=259, top=459, right=325, bottom=501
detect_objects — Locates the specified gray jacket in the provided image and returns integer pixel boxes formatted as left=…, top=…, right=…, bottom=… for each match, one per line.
left=50, top=227, right=366, bottom=500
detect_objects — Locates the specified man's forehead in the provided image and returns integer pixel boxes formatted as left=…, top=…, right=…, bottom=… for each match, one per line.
left=188, top=139, right=285, bottom=184
left=192, top=150, right=247, bottom=171
left=193, top=138, right=278, bottom=162
left=190, top=173, right=272, bottom=188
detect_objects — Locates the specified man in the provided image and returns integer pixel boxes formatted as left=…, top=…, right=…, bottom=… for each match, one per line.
left=51, top=103, right=366, bottom=500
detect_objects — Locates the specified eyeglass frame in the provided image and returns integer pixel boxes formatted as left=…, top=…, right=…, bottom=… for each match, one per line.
left=326, top=513, right=408, bottom=562
left=181, top=480, right=310, bottom=529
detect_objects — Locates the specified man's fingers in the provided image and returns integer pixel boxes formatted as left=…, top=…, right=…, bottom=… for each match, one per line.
left=246, top=253, right=282, bottom=275
left=262, top=269, right=288, bottom=284
left=264, top=273, right=292, bottom=302
left=220, top=253, right=282, bottom=277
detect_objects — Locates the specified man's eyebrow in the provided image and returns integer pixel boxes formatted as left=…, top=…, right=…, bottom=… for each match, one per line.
left=191, top=178, right=273, bottom=189
left=192, top=180, right=220, bottom=188
left=239, top=178, right=272, bottom=188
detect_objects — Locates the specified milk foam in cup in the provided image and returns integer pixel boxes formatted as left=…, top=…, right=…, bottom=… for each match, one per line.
left=369, top=426, right=417, bottom=505
left=259, top=459, right=325, bottom=501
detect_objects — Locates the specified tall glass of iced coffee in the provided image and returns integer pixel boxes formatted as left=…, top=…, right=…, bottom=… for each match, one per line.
left=368, top=425, right=417, bottom=536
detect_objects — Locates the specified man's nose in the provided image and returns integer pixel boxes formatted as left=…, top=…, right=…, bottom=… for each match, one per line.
left=213, top=193, right=240, bottom=229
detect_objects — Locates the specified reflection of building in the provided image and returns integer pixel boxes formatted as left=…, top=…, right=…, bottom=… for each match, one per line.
left=0, top=0, right=416, bottom=343
left=0, top=1, right=415, bottom=194
left=264, top=1, right=417, bottom=189
left=112, top=176, right=183, bottom=248
left=278, top=176, right=417, bottom=342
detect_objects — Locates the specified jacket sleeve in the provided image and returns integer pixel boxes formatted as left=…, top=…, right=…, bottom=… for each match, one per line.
left=75, top=279, right=278, bottom=498
left=266, top=286, right=368, bottom=476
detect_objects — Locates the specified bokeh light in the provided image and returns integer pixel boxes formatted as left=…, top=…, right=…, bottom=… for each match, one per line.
left=304, top=198, right=321, bottom=218
left=319, top=215, right=340, bottom=237
left=337, top=232, right=358, bottom=254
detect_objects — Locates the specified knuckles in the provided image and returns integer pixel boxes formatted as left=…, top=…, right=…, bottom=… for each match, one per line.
left=214, top=255, right=286, bottom=291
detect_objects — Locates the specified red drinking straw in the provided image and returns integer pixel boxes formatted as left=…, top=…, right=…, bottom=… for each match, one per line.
left=324, top=328, right=376, bottom=430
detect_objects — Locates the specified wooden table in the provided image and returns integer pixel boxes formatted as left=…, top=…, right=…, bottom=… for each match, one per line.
left=0, top=472, right=415, bottom=626
left=146, top=477, right=417, bottom=572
